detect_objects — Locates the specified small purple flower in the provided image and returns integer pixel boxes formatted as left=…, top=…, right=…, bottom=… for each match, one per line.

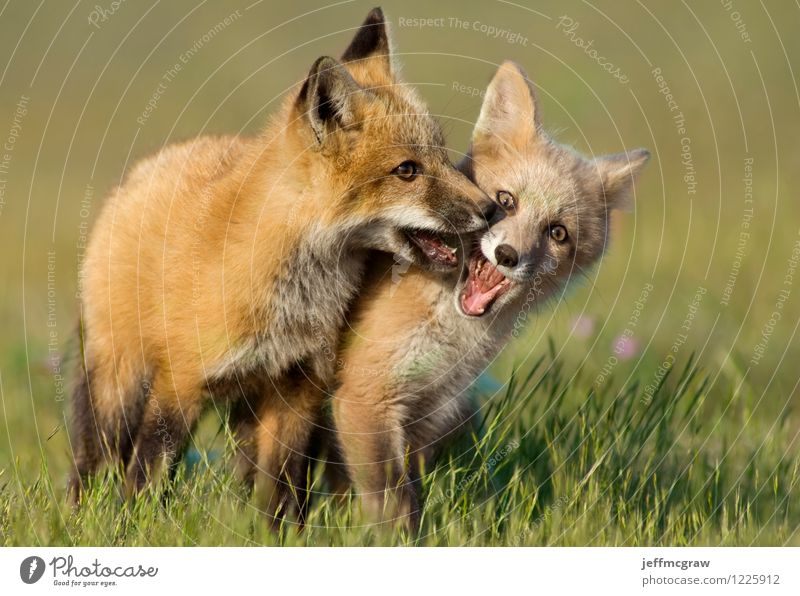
left=571, top=315, right=595, bottom=338
left=614, top=335, right=640, bottom=360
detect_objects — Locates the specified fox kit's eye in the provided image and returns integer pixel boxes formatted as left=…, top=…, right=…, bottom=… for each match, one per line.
left=495, top=190, right=516, bottom=211
left=549, top=225, right=568, bottom=243
left=393, top=161, right=419, bottom=180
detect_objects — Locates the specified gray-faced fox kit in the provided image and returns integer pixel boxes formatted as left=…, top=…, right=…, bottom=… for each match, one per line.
left=68, top=8, right=492, bottom=503
left=240, top=61, right=650, bottom=529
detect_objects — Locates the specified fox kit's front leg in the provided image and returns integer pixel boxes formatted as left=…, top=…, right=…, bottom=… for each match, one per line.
left=332, top=380, right=421, bottom=531
left=244, top=370, right=325, bottom=526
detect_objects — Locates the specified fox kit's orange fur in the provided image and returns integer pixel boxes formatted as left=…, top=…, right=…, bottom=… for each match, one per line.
left=68, top=9, right=492, bottom=503
left=242, top=61, right=650, bottom=529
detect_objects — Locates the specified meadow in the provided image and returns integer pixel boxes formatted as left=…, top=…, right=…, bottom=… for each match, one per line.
left=1, top=0, right=798, bottom=545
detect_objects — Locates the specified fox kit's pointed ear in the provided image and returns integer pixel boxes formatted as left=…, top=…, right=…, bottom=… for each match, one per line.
left=473, top=61, right=540, bottom=150
left=341, top=7, right=394, bottom=77
left=594, top=148, right=650, bottom=210
left=296, top=56, right=362, bottom=146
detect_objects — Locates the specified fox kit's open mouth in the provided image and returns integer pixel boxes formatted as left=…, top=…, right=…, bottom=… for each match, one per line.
left=460, top=250, right=513, bottom=316
left=406, top=230, right=458, bottom=268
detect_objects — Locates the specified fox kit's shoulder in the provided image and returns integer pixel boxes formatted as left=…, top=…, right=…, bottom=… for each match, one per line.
left=115, top=135, right=246, bottom=208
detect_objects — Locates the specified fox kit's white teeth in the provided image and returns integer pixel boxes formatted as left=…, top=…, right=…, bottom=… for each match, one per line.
left=407, top=230, right=459, bottom=268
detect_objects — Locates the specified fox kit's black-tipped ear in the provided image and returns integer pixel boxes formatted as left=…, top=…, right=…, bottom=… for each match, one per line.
left=341, top=7, right=393, bottom=76
left=595, top=148, right=650, bottom=210
left=473, top=61, right=540, bottom=150
left=297, top=56, right=362, bottom=145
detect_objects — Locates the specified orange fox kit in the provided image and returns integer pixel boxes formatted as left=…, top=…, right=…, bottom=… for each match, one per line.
left=68, top=8, right=491, bottom=502
left=242, top=61, right=650, bottom=528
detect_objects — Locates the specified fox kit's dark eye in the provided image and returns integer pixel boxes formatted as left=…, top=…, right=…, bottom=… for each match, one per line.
left=393, top=161, right=418, bottom=180
left=549, top=225, right=568, bottom=243
left=496, top=190, right=516, bottom=211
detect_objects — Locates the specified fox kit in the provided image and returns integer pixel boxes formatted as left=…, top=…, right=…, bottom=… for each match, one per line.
left=242, top=61, right=649, bottom=528
left=68, top=8, right=492, bottom=503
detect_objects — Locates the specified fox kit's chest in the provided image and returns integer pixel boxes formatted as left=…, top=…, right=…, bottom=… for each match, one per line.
left=394, top=292, right=510, bottom=395
left=209, top=236, right=366, bottom=384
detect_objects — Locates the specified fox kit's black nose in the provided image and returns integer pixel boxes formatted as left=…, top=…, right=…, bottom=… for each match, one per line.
left=495, top=244, right=519, bottom=268
left=481, top=201, right=498, bottom=224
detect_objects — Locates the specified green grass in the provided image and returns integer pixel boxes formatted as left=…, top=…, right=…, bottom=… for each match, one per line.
left=2, top=346, right=797, bottom=546
left=1, top=0, right=799, bottom=546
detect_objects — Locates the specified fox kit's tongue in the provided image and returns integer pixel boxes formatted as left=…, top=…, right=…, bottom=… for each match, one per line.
left=409, top=230, right=457, bottom=267
left=460, top=253, right=512, bottom=316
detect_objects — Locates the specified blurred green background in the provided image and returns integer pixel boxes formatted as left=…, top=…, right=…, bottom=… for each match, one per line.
left=0, top=0, right=798, bottom=502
